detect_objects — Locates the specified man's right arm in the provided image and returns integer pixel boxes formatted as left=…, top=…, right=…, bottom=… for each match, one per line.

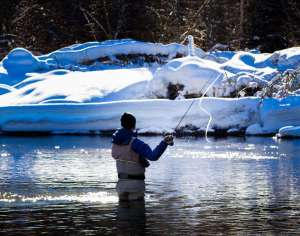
left=131, top=138, right=168, bottom=161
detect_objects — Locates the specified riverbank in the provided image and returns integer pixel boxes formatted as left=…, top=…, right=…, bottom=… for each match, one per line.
left=1, top=39, right=300, bottom=137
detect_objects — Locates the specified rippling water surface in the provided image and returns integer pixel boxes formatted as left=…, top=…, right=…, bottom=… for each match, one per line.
left=1, top=135, right=300, bottom=235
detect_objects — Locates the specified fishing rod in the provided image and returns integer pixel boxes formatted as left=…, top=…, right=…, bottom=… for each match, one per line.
left=165, top=35, right=222, bottom=144
left=166, top=73, right=222, bottom=144
left=174, top=98, right=197, bottom=131
left=164, top=99, right=195, bottom=147
left=164, top=89, right=206, bottom=146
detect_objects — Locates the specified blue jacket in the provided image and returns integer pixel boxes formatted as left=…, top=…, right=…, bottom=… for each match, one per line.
left=112, top=128, right=168, bottom=167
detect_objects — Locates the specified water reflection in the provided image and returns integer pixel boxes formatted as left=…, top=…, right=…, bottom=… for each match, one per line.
left=116, top=200, right=146, bottom=235
left=1, top=135, right=300, bottom=234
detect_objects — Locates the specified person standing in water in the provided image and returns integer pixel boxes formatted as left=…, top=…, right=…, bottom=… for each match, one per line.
left=112, top=112, right=174, bottom=201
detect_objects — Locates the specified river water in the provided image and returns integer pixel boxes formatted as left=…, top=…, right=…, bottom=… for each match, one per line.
left=0, top=135, right=300, bottom=235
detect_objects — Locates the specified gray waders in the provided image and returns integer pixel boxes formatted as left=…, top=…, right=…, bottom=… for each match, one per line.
left=112, top=139, right=145, bottom=201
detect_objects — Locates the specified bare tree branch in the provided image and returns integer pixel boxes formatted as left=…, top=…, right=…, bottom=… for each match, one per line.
left=12, top=4, right=39, bottom=25
left=80, top=6, right=110, bottom=38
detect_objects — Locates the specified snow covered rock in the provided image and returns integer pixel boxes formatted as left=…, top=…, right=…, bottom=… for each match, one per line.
left=267, top=47, right=300, bottom=71
left=148, top=56, right=224, bottom=99
left=2, top=48, right=42, bottom=76
left=245, top=123, right=270, bottom=136
left=277, top=126, right=300, bottom=138
left=41, top=39, right=206, bottom=67
left=235, top=73, right=268, bottom=90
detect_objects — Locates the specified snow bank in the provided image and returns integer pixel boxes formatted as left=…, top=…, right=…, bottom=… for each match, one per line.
left=277, top=126, right=300, bottom=138
left=0, top=98, right=259, bottom=134
left=219, top=51, right=279, bottom=81
left=0, top=39, right=300, bottom=135
left=260, top=96, right=300, bottom=133
left=209, top=48, right=300, bottom=86
left=213, top=48, right=300, bottom=73
left=246, top=96, right=300, bottom=135
left=0, top=68, right=152, bottom=105
left=1, top=39, right=205, bottom=78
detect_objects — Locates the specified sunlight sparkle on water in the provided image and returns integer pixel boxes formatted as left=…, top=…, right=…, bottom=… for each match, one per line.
left=0, top=192, right=118, bottom=204
left=0, top=152, right=10, bottom=157
left=173, top=150, right=279, bottom=160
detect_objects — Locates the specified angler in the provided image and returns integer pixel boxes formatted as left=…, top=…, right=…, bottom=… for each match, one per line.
left=111, top=112, right=174, bottom=201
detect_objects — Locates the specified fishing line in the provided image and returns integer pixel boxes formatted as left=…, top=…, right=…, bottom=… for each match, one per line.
left=172, top=73, right=222, bottom=143
left=199, top=73, right=223, bottom=142
left=172, top=35, right=223, bottom=143
left=173, top=77, right=211, bottom=133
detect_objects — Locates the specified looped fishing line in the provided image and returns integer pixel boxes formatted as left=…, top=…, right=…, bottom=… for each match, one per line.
left=173, top=35, right=223, bottom=143
left=199, top=73, right=223, bottom=143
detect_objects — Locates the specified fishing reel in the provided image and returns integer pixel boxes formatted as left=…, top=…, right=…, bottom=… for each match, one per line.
left=163, top=132, right=174, bottom=146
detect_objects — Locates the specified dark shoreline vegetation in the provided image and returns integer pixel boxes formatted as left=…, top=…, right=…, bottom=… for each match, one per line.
left=1, top=0, right=300, bottom=59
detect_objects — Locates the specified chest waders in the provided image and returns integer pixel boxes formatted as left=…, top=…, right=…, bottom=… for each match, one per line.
left=112, top=139, right=145, bottom=201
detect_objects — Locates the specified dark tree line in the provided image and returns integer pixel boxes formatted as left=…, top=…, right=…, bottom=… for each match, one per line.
left=0, top=0, right=299, bottom=58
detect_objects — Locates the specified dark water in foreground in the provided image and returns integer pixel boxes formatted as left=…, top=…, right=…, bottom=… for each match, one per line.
left=0, top=135, right=300, bottom=235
